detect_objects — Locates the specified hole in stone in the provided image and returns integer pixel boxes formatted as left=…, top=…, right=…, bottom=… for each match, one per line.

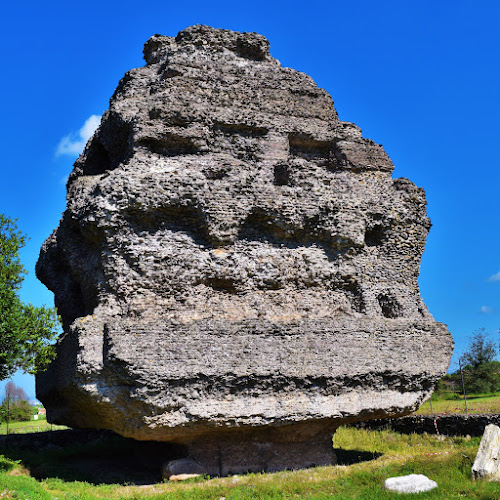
left=213, top=122, right=268, bottom=138
left=42, top=220, right=101, bottom=329
left=341, top=279, right=365, bottom=314
left=288, top=133, right=331, bottom=160
left=273, top=164, right=293, bottom=186
left=204, top=277, right=237, bottom=293
left=203, top=165, right=230, bottom=180
left=53, top=268, right=87, bottom=330
left=238, top=208, right=292, bottom=243
left=378, top=294, right=402, bottom=318
left=126, top=204, right=210, bottom=248
left=80, top=140, right=112, bottom=176
left=138, top=134, right=200, bottom=156
left=160, top=67, right=183, bottom=79
left=364, top=225, right=385, bottom=247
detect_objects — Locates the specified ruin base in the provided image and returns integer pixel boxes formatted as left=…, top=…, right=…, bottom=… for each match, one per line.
left=174, top=422, right=338, bottom=476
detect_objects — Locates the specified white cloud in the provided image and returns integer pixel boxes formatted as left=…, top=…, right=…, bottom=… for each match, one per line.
left=56, top=114, right=101, bottom=157
left=479, top=305, right=494, bottom=314
left=487, top=271, right=500, bottom=282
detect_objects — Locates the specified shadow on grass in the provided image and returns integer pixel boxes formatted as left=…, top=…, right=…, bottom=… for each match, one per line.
left=463, top=394, right=499, bottom=400
left=0, top=429, right=185, bottom=485
left=0, top=429, right=382, bottom=485
left=335, top=448, right=382, bottom=466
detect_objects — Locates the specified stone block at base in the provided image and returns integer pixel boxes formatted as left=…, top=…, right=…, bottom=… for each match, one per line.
left=177, top=425, right=337, bottom=476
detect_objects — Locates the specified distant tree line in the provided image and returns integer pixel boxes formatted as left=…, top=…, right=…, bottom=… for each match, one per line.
left=437, top=329, right=500, bottom=396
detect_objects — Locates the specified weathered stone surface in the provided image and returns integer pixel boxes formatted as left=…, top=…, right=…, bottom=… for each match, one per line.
left=472, top=424, right=500, bottom=480
left=36, top=25, right=453, bottom=473
left=384, top=474, right=438, bottom=494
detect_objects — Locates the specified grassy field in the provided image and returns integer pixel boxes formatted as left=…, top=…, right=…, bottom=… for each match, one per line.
left=417, top=392, right=500, bottom=415
left=0, top=426, right=499, bottom=499
left=1, top=394, right=499, bottom=498
left=0, top=420, right=67, bottom=435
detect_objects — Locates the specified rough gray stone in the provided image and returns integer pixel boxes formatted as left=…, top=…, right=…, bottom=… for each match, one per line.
left=472, top=424, right=500, bottom=480
left=36, top=25, right=453, bottom=473
left=384, top=474, right=438, bottom=493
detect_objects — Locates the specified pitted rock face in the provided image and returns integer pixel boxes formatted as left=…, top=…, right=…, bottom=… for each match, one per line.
left=36, top=25, right=452, bottom=474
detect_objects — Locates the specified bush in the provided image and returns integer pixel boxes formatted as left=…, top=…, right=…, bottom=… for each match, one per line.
left=0, top=381, right=33, bottom=423
left=442, top=361, right=500, bottom=396
left=9, top=399, right=32, bottom=422
left=434, top=374, right=460, bottom=396
left=433, top=391, right=461, bottom=401
left=0, top=400, right=33, bottom=423
left=0, top=455, right=19, bottom=472
left=438, top=330, right=500, bottom=397
left=463, top=361, right=500, bottom=394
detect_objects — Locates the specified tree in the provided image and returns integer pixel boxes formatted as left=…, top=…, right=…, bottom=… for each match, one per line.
left=9, top=399, right=32, bottom=422
left=442, top=329, right=500, bottom=396
left=460, top=361, right=500, bottom=394
left=5, top=380, right=28, bottom=402
left=0, top=381, right=32, bottom=423
left=460, top=329, right=497, bottom=369
left=0, top=213, right=59, bottom=380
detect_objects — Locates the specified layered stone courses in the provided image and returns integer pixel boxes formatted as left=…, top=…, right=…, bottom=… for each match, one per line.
left=36, top=25, right=453, bottom=473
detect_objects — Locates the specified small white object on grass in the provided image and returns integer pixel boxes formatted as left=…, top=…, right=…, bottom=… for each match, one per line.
left=384, top=474, right=438, bottom=494
left=169, top=473, right=201, bottom=482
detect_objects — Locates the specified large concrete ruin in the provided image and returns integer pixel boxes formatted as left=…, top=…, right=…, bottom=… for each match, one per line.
left=36, top=25, right=453, bottom=475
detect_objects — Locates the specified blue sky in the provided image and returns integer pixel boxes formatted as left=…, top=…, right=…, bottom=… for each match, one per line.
left=1, top=0, right=499, bottom=401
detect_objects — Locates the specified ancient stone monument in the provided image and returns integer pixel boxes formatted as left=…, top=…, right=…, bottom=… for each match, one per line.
left=472, top=424, right=500, bottom=481
left=36, top=25, right=453, bottom=475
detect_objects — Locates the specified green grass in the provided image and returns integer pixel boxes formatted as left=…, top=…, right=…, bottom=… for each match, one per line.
left=417, top=392, right=500, bottom=415
left=0, top=420, right=67, bottom=435
left=1, top=426, right=499, bottom=499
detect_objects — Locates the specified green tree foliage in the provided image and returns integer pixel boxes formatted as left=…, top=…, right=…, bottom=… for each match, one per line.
left=0, top=382, right=32, bottom=423
left=461, top=361, right=500, bottom=394
left=0, top=214, right=59, bottom=380
left=443, top=329, right=500, bottom=395
left=460, top=328, right=497, bottom=369
left=2, top=398, right=32, bottom=422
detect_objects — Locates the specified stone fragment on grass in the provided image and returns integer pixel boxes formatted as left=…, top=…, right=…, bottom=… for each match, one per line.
left=161, top=458, right=205, bottom=480
left=168, top=473, right=202, bottom=482
left=472, top=424, right=500, bottom=480
left=384, top=474, right=438, bottom=494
